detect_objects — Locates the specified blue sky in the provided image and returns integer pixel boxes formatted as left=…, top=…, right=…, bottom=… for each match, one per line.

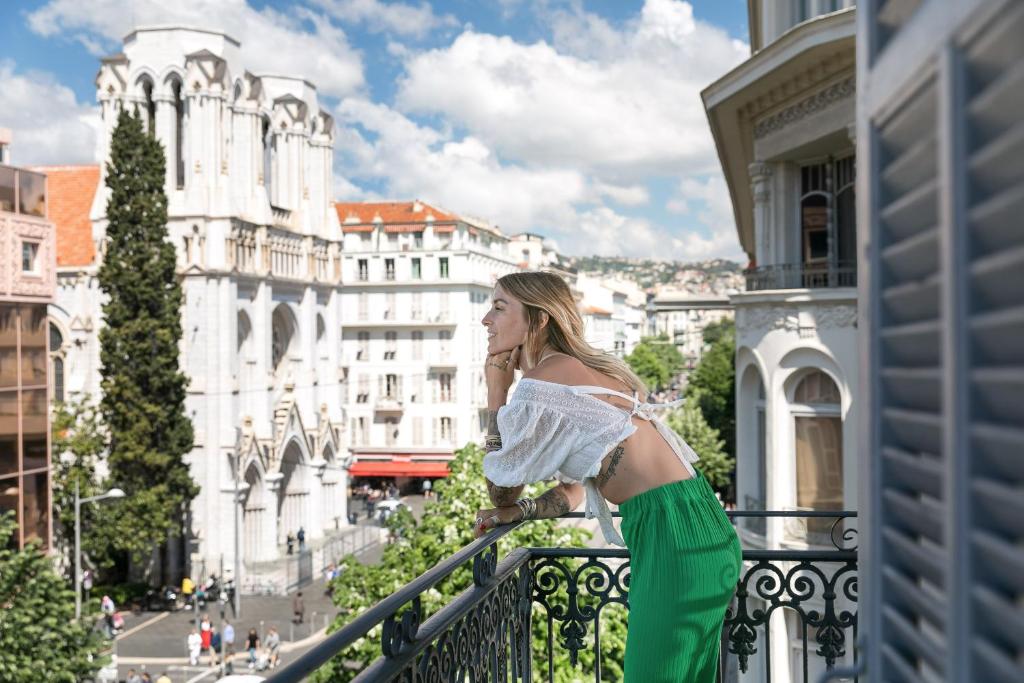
left=1, top=0, right=749, bottom=261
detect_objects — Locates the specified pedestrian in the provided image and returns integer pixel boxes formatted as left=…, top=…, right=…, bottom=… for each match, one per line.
left=187, top=628, right=202, bottom=666
left=209, top=626, right=221, bottom=667
left=100, top=595, right=116, bottom=637
left=199, top=614, right=213, bottom=660
left=82, top=569, right=94, bottom=606
left=286, top=531, right=295, bottom=555
left=297, top=526, right=306, bottom=550
left=421, top=478, right=432, bottom=499
left=265, top=627, right=281, bottom=669
left=181, top=575, right=195, bottom=608
left=141, top=673, right=153, bottom=683
left=223, top=619, right=236, bottom=673
left=126, top=668, right=142, bottom=683
left=292, top=591, right=305, bottom=624
left=246, top=627, right=259, bottom=669
left=154, top=674, right=169, bottom=683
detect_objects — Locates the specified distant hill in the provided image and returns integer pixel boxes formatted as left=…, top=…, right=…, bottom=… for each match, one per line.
left=567, top=256, right=744, bottom=290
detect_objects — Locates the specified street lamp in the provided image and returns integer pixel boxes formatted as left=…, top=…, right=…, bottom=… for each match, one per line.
left=75, top=482, right=126, bottom=619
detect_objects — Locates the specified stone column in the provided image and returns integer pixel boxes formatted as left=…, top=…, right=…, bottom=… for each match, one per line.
left=748, top=161, right=774, bottom=268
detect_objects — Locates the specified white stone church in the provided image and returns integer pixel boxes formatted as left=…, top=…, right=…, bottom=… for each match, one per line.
left=42, top=26, right=351, bottom=581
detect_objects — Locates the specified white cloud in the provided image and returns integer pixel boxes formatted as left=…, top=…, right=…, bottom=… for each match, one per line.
left=592, top=181, right=650, bottom=207
left=0, top=60, right=100, bottom=166
left=395, top=0, right=746, bottom=178
left=25, top=0, right=364, bottom=97
left=311, top=0, right=458, bottom=39
left=667, top=175, right=746, bottom=261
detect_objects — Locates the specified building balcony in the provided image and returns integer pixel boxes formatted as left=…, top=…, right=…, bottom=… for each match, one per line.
left=346, top=312, right=456, bottom=328
left=744, top=260, right=857, bottom=292
left=374, top=397, right=404, bottom=414
left=272, top=510, right=858, bottom=682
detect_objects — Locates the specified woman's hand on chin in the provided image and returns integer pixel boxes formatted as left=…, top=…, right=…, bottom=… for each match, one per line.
left=485, top=345, right=521, bottom=407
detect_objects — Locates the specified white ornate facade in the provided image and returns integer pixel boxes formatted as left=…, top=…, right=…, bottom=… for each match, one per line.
left=703, top=2, right=858, bottom=681
left=44, top=26, right=349, bottom=578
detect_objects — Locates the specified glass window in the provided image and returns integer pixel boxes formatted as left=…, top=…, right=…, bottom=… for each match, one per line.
left=795, top=415, right=844, bottom=533
left=48, top=322, right=63, bottom=353
left=794, top=370, right=841, bottom=404
left=21, top=470, right=49, bottom=550
left=0, top=307, right=17, bottom=389
left=411, top=258, right=421, bottom=279
left=21, top=389, right=47, bottom=471
left=53, top=357, right=64, bottom=404
left=439, top=257, right=449, bottom=279
left=18, top=171, right=46, bottom=217
left=0, top=391, right=17, bottom=477
left=21, top=242, right=39, bottom=273
left=0, top=166, right=15, bottom=213
left=20, top=306, right=47, bottom=387
left=0, top=475, right=17, bottom=549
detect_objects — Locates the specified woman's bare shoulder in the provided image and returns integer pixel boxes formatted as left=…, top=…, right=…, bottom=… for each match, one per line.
left=523, top=354, right=591, bottom=385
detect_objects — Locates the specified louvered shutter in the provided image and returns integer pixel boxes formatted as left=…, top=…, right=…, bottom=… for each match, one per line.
left=862, top=2, right=1024, bottom=681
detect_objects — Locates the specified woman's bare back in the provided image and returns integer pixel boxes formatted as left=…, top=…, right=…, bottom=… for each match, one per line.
left=530, top=354, right=693, bottom=506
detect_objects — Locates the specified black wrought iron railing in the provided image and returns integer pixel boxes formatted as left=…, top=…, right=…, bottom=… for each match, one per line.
left=268, top=511, right=858, bottom=683
left=743, top=261, right=858, bottom=291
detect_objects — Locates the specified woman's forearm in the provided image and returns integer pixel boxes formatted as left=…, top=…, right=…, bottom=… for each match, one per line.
left=484, top=408, right=523, bottom=506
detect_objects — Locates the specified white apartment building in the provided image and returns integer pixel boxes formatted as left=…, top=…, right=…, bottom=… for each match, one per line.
left=703, top=2, right=857, bottom=680
left=42, top=26, right=349, bottom=581
left=649, top=291, right=733, bottom=369
left=336, top=201, right=519, bottom=480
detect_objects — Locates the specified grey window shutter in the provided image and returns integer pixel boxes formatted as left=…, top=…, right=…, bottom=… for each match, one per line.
left=862, top=2, right=1024, bottom=682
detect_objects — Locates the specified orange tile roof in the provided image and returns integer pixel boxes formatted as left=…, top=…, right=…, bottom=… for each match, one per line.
left=333, top=200, right=456, bottom=226
left=32, top=165, right=100, bottom=267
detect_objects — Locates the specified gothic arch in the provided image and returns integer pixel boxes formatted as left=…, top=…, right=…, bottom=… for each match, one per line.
left=270, top=303, right=299, bottom=373
left=778, top=346, right=846, bottom=408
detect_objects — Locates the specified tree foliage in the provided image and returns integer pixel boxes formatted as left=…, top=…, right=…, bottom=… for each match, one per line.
left=665, top=402, right=734, bottom=491
left=644, top=334, right=685, bottom=379
left=701, top=319, right=735, bottom=347
left=97, top=110, right=197, bottom=562
left=624, top=343, right=668, bottom=392
left=316, top=444, right=630, bottom=681
left=685, top=324, right=736, bottom=458
left=50, top=399, right=120, bottom=575
left=0, top=513, right=106, bottom=682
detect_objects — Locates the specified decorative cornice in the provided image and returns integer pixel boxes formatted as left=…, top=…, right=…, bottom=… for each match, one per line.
left=754, top=76, right=855, bottom=139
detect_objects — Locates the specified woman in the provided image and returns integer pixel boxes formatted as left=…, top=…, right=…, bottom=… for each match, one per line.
left=477, top=271, right=741, bottom=682
left=246, top=627, right=260, bottom=669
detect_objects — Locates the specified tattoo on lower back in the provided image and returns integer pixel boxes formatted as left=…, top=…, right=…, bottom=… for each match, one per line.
left=536, top=486, right=571, bottom=518
left=486, top=479, right=520, bottom=507
left=594, top=444, right=625, bottom=489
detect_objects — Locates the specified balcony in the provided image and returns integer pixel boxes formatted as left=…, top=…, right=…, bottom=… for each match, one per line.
left=744, top=260, right=857, bottom=291
left=374, top=396, right=404, bottom=414
left=271, top=510, right=858, bottom=682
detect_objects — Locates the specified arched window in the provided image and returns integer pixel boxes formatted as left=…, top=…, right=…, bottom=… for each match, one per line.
left=316, top=314, right=327, bottom=359
left=141, top=78, right=156, bottom=134
left=237, top=311, right=252, bottom=353
left=48, top=322, right=64, bottom=403
left=792, top=369, right=843, bottom=539
left=271, top=305, right=296, bottom=371
left=171, top=78, right=185, bottom=189
left=261, top=115, right=273, bottom=197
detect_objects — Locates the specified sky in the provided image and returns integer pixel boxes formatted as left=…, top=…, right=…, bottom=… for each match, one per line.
left=0, top=0, right=750, bottom=261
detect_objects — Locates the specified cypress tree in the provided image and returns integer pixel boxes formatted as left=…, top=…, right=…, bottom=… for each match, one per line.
left=97, top=110, right=197, bottom=565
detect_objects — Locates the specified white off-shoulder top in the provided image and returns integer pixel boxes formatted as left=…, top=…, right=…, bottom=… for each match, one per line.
left=482, top=377, right=700, bottom=546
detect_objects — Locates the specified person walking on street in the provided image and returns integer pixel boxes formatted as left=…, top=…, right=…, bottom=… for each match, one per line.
left=181, top=575, right=195, bottom=608
left=297, top=526, right=306, bottom=550
left=222, top=620, right=236, bottom=673
left=246, top=628, right=260, bottom=669
left=286, top=531, right=295, bottom=555
left=421, top=478, right=432, bottom=499
left=187, top=628, right=202, bottom=666
left=292, top=591, right=305, bottom=624
left=126, top=669, right=142, bottom=683
left=265, top=627, right=281, bottom=669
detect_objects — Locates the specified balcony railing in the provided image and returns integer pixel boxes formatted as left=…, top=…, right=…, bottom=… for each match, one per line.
left=744, top=261, right=857, bottom=291
left=268, top=510, right=857, bottom=682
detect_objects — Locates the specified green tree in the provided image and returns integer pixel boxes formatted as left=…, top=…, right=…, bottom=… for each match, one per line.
left=644, top=334, right=685, bottom=379
left=665, top=402, right=734, bottom=491
left=315, top=444, right=630, bottom=682
left=685, top=326, right=736, bottom=458
left=50, top=399, right=120, bottom=574
left=97, top=110, right=197, bottom=566
left=0, top=512, right=106, bottom=682
left=625, top=343, right=668, bottom=391
left=701, top=319, right=735, bottom=347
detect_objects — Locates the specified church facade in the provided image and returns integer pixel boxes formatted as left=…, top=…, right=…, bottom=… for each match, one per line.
left=44, top=26, right=350, bottom=579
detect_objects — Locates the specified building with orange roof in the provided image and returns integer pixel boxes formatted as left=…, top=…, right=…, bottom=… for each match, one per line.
left=0, top=146, right=56, bottom=552
left=335, top=200, right=520, bottom=475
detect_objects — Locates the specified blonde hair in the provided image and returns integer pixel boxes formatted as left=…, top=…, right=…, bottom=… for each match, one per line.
left=495, top=271, right=648, bottom=399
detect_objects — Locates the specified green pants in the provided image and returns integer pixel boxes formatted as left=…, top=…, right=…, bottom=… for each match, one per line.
left=620, top=469, right=742, bottom=682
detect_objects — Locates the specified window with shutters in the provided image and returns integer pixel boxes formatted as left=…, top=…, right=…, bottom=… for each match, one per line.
left=384, top=331, right=397, bottom=360
left=356, top=331, right=369, bottom=361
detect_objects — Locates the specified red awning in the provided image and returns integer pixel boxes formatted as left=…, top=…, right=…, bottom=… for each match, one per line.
left=349, top=461, right=450, bottom=478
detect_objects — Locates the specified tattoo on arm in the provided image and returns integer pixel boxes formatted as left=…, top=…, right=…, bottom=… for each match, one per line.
left=486, top=480, right=523, bottom=507
left=534, top=485, right=571, bottom=519
left=594, top=444, right=625, bottom=489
